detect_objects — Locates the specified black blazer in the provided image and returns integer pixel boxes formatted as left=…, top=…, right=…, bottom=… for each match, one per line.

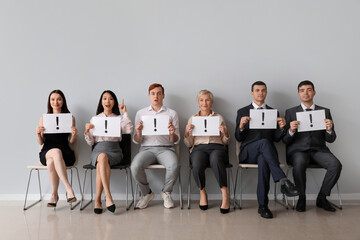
left=282, top=105, right=336, bottom=158
left=235, top=104, right=285, bottom=162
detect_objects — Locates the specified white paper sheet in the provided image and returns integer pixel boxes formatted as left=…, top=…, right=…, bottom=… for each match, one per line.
left=91, top=117, right=121, bottom=137
left=141, top=115, right=170, bottom=135
left=249, top=109, right=278, bottom=129
left=43, top=113, right=72, bottom=133
left=296, top=110, right=326, bottom=132
left=191, top=116, right=220, bottom=136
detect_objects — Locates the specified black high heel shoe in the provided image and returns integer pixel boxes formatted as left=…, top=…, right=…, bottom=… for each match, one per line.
left=66, top=192, right=77, bottom=203
left=220, top=198, right=230, bottom=214
left=47, top=195, right=59, bottom=208
left=199, top=194, right=208, bottom=211
left=107, top=204, right=116, bottom=213
left=220, top=207, right=230, bottom=214
left=94, top=208, right=103, bottom=214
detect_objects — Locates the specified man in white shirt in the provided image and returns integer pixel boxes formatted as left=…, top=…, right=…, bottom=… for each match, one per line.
left=283, top=80, right=342, bottom=212
left=131, top=83, right=180, bottom=209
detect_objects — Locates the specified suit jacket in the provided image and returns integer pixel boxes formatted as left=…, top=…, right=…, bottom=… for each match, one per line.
left=282, top=105, right=336, bottom=158
left=235, top=104, right=285, bottom=162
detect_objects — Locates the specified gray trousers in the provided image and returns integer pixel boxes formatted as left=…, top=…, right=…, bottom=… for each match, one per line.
left=131, top=146, right=180, bottom=195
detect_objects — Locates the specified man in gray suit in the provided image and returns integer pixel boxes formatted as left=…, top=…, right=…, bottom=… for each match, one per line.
left=283, top=80, right=342, bottom=212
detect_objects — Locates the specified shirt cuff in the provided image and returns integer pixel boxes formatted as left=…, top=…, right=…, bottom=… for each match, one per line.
left=289, top=130, right=295, bottom=136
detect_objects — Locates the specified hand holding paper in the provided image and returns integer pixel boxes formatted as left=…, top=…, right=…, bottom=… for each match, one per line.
left=296, top=110, right=326, bottom=132
left=43, top=113, right=73, bottom=133
left=191, top=116, right=220, bottom=136
left=249, top=109, right=278, bottom=129
left=141, top=115, right=169, bottom=135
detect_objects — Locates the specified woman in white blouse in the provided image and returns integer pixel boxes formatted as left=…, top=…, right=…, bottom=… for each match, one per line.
left=85, top=90, right=133, bottom=214
left=184, top=90, right=230, bottom=214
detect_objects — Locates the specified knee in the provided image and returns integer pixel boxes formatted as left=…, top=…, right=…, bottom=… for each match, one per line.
left=47, top=148, right=62, bottom=159
left=329, top=160, right=342, bottom=173
left=259, top=139, right=272, bottom=148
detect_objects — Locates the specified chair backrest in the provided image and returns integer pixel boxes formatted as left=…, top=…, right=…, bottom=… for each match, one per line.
left=174, top=143, right=180, bottom=160
left=235, top=141, right=241, bottom=160
left=69, top=137, right=79, bottom=167
left=119, top=134, right=131, bottom=165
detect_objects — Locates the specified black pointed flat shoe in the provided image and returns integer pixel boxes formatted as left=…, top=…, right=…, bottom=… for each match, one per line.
left=107, top=204, right=116, bottom=213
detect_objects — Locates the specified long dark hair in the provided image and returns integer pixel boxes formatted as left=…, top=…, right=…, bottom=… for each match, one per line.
left=96, top=90, right=120, bottom=115
left=47, top=90, right=70, bottom=113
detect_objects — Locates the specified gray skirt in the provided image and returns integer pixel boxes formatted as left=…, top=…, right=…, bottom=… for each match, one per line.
left=91, top=141, right=123, bottom=167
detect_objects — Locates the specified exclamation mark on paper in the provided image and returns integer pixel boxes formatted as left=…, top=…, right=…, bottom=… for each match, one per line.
left=56, top=116, right=59, bottom=130
left=105, top=120, right=108, bottom=133
left=261, top=112, right=265, bottom=126
left=204, top=119, right=207, bottom=132
left=309, top=114, right=313, bottom=127
left=154, top=118, right=157, bottom=132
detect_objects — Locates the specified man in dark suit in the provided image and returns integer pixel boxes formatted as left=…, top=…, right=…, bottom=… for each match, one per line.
left=283, top=80, right=342, bottom=212
left=235, top=81, right=299, bottom=219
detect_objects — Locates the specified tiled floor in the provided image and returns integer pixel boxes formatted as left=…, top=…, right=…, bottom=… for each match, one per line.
left=2, top=200, right=360, bottom=240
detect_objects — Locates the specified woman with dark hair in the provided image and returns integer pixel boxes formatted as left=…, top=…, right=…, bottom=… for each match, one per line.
left=184, top=90, right=230, bottom=214
left=36, top=90, right=78, bottom=208
left=84, top=90, right=133, bottom=214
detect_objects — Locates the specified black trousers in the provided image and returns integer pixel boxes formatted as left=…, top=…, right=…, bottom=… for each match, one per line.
left=243, top=139, right=286, bottom=206
left=190, top=144, right=228, bottom=189
left=288, top=150, right=342, bottom=197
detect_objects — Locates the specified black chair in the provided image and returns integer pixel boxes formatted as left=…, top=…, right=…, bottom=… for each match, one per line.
left=187, top=145, right=233, bottom=209
left=80, top=134, right=134, bottom=211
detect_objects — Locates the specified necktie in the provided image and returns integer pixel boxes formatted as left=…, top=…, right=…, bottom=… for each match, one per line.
left=258, top=107, right=263, bottom=110
left=305, top=108, right=312, bottom=111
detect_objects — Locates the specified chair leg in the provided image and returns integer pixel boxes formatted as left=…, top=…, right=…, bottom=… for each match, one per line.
left=233, top=166, right=240, bottom=209
left=274, top=182, right=288, bottom=209
left=70, top=167, right=81, bottom=210
left=187, top=167, right=192, bottom=209
left=134, top=183, right=139, bottom=210
left=178, top=171, right=183, bottom=209
left=226, top=168, right=233, bottom=208
left=239, top=167, right=243, bottom=209
left=227, top=168, right=234, bottom=209
left=329, top=182, right=343, bottom=210
left=24, top=169, right=42, bottom=211
left=80, top=169, right=93, bottom=211
left=125, top=168, right=134, bottom=211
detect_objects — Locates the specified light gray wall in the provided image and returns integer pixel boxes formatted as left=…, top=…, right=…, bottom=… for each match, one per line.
left=1, top=0, right=359, bottom=199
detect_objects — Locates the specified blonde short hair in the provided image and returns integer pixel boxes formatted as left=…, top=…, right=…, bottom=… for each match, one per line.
left=197, top=90, right=214, bottom=102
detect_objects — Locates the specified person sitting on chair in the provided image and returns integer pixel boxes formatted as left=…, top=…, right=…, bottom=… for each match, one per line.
left=184, top=90, right=230, bottom=214
left=36, top=89, right=78, bottom=208
left=131, top=83, right=180, bottom=209
left=283, top=80, right=342, bottom=212
left=235, top=81, right=299, bottom=219
left=84, top=90, right=133, bottom=214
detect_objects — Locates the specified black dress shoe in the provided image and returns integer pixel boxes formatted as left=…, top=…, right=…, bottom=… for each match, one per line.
left=281, top=179, right=299, bottom=197
left=296, top=196, right=306, bottom=212
left=94, top=208, right=103, bottom=214
left=316, top=196, right=336, bottom=212
left=107, top=204, right=116, bottom=213
left=258, top=206, right=273, bottom=219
